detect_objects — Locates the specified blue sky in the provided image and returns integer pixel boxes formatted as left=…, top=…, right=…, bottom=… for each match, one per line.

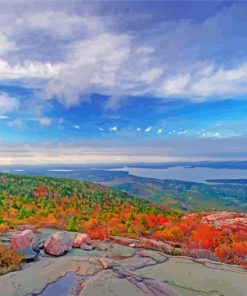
left=0, top=1, right=247, bottom=164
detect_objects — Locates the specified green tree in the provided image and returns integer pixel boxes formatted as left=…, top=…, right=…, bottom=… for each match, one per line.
left=67, top=215, right=78, bottom=231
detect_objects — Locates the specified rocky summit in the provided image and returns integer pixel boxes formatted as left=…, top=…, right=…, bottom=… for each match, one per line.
left=0, top=228, right=246, bottom=296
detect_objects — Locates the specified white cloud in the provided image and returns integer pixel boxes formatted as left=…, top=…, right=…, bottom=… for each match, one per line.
left=22, top=12, right=102, bottom=38
left=200, top=131, right=220, bottom=138
left=0, top=92, right=18, bottom=115
left=38, top=117, right=52, bottom=126
left=169, top=130, right=176, bottom=135
left=0, top=33, right=15, bottom=56
left=42, top=32, right=132, bottom=105
left=28, top=117, right=52, bottom=126
left=156, top=61, right=247, bottom=100
left=0, top=59, right=61, bottom=80
left=110, top=126, right=118, bottom=132
left=190, top=63, right=247, bottom=98
left=9, top=118, right=23, bottom=128
left=73, top=125, right=80, bottom=130
left=157, top=128, right=163, bottom=134
left=28, top=116, right=52, bottom=126
left=135, top=46, right=154, bottom=54
left=145, top=126, right=152, bottom=132
left=137, top=127, right=141, bottom=132
left=140, top=67, right=163, bottom=84
left=0, top=2, right=247, bottom=107
left=199, top=129, right=241, bottom=139
left=177, top=130, right=188, bottom=135
left=160, top=74, right=191, bottom=96
left=168, top=129, right=188, bottom=136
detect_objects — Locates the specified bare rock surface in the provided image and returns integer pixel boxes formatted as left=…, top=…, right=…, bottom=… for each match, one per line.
left=80, top=269, right=178, bottom=296
left=135, top=256, right=247, bottom=296
left=0, top=228, right=247, bottom=296
left=200, top=211, right=247, bottom=229
left=80, top=243, right=93, bottom=251
left=94, top=242, right=111, bottom=251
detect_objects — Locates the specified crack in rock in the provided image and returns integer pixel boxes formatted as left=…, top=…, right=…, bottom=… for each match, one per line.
left=112, top=268, right=179, bottom=296
left=163, top=280, right=224, bottom=296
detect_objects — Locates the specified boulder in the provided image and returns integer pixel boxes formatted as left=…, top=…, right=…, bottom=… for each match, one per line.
left=11, top=229, right=39, bottom=254
left=16, top=247, right=38, bottom=261
left=44, top=231, right=72, bottom=256
left=73, top=233, right=91, bottom=248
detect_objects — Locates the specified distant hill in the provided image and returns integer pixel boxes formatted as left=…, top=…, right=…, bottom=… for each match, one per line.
left=6, top=167, right=247, bottom=212
left=0, top=166, right=247, bottom=212
left=108, top=177, right=247, bottom=212
left=0, top=173, right=180, bottom=234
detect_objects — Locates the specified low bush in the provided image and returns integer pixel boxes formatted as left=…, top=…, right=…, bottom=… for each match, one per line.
left=0, top=244, right=23, bottom=275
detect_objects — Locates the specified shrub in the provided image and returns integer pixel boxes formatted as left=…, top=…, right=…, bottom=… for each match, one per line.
left=0, top=244, right=23, bottom=275
left=86, top=225, right=109, bottom=240
left=0, top=225, right=10, bottom=234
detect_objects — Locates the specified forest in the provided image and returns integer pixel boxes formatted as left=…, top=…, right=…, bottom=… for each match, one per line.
left=0, top=173, right=246, bottom=270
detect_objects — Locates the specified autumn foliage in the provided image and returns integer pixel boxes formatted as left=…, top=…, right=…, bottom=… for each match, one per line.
left=86, top=225, right=109, bottom=240
left=0, top=244, right=23, bottom=275
left=0, top=174, right=246, bottom=268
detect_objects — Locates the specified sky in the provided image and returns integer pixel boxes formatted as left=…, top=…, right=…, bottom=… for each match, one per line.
left=1, top=0, right=247, bottom=164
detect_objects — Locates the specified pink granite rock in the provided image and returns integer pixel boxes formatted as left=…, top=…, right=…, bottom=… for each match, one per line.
left=44, top=231, right=72, bottom=256
left=11, top=229, right=39, bottom=252
left=73, top=233, right=91, bottom=248
left=201, top=212, right=247, bottom=229
left=138, top=237, right=173, bottom=254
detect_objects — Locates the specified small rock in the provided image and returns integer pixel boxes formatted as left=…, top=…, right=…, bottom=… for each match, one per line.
left=99, top=258, right=110, bottom=269
left=73, top=233, right=91, bottom=248
left=110, top=236, right=139, bottom=247
left=0, top=236, right=11, bottom=243
left=94, top=242, right=111, bottom=251
left=44, top=231, right=72, bottom=256
left=81, top=243, right=93, bottom=251
left=16, top=225, right=36, bottom=231
left=138, top=237, right=173, bottom=254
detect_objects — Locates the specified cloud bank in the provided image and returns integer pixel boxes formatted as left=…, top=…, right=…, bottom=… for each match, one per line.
left=0, top=2, right=247, bottom=108
left=1, top=136, right=247, bottom=165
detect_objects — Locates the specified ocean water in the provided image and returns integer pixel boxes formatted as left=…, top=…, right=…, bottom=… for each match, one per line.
left=110, top=166, right=247, bottom=183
